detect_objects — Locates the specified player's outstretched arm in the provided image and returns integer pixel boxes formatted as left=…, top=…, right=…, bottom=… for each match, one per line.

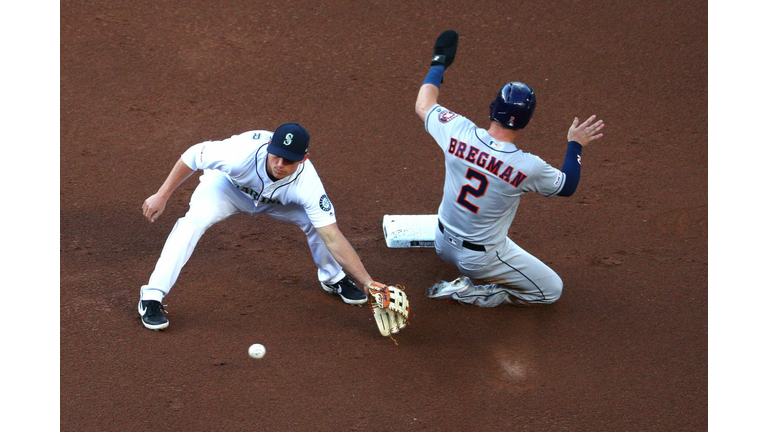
left=315, top=223, right=374, bottom=293
left=556, top=115, right=607, bottom=197
left=415, top=30, right=459, bottom=121
left=142, top=158, right=195, bottom=222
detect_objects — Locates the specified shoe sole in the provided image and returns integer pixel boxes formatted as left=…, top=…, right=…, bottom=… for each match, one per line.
left=142, top=320, right=169, bottom=331
left=320, top=282, right=368, bottom=305
left=426, top=288, right=454, bottom=299
left=426, top=279, right=471, bottom=299
left=138, top=300, right=169, bottom=330
left=426, top=289, right=466, bottom=299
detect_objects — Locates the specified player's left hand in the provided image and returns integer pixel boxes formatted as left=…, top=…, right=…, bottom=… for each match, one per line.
left=567, top=115, right=605, bottom=147
left=367, top=282, right=410, bottom=339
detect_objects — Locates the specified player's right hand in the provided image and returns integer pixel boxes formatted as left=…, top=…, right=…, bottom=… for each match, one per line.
left=142, top=193, right=167, bottom=223
left=567, top=115, right=605, bottom=147
left=431, top=30, right=459, bottom=68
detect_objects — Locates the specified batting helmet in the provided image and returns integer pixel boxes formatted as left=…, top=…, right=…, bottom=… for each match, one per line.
left=489, top=82, right=536, bottom=129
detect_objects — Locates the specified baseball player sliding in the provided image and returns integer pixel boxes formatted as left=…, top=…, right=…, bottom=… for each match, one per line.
left=415, top=31, right=606, bottom=306
left=138, top=123, right=408, bottom=336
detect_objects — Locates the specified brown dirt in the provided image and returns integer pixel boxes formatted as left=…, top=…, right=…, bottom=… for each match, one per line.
left=61, top=0, right=707, bottom=430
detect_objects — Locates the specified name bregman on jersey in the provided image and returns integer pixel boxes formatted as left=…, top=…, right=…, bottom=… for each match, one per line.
left=448, top=138, right=528, bottom=187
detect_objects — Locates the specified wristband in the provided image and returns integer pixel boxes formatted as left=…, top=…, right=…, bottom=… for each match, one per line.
left=423, top=65, right=446, bottom=88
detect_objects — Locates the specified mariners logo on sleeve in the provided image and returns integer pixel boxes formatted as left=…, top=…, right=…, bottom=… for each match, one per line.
left=438, top=109, right=458, bottom=123
left=319, top=194, right=333, bottom=212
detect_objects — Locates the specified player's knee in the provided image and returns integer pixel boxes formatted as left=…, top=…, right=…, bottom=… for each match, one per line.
left=542, top=274, right=563, bottom=304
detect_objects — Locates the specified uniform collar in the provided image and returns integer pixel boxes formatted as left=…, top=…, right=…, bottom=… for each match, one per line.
left=474, top=128, right=519, bottom=153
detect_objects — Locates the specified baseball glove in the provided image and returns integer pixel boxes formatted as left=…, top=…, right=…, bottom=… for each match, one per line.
left=368, top=282, right=410, bottom=339
left=431, top=29, right=459, bottom=68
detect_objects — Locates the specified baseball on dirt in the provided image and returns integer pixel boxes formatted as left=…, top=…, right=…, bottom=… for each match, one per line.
left=248, top=344, right=266, bottom=359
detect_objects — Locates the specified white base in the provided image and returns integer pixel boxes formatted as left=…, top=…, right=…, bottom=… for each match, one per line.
left=382, top=214, right=438, bottom=248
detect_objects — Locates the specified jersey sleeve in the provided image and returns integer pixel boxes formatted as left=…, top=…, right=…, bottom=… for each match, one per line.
left=297, top=165, right=337, bottom=228
left=521, top=155, right=566, bottom=197
left=424, top=104, right=469, bottom=152
left=180, top=131, right=263, bottom=176
left=180, top=143, right=204, bottom=170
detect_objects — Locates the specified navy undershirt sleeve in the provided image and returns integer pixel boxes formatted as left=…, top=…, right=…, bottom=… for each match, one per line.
left=557, top=141, right=583, bottom=197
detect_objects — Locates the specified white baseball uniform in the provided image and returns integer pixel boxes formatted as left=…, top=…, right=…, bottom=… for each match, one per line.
left=140, top=130, right=346, bottom=303
left=425, top=105, right=564, bottom=306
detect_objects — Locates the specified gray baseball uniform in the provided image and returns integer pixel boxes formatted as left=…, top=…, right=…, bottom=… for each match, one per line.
left=424, top=105, right=564, bottom=306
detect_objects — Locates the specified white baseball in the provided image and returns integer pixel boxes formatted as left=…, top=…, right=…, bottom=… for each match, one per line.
left=248, top=343, right=266, bottom=359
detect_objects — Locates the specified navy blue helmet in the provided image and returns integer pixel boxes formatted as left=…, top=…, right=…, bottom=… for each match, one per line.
left=489, top=82, right=536, bottom=129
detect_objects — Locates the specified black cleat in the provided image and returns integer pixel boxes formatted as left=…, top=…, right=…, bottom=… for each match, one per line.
left=138, top=300, right=169, bottom=330
left=321, top=276, right=367, bottom=305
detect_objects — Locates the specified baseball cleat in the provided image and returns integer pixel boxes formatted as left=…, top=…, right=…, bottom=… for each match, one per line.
left=426, top=276, right=472, bottom=299
left=321, top=275, right=367, bottom=305
left=138, top=300, right=169, bottom=330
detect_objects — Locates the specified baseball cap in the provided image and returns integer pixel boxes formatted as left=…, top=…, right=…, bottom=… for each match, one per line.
left=267, top=123, right=310, bottom=162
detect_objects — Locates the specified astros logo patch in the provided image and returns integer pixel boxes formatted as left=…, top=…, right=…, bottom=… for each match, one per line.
left=319, top=194, right=332, bottom=212
left=438, top=109, right=458, bottom=123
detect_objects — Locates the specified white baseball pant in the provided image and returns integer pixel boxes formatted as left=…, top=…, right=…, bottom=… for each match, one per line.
left=140, top=170, right=345, bottom=303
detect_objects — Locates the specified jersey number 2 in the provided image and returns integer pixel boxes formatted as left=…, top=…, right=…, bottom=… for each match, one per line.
left=457, top=168, right=488, bottom=213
